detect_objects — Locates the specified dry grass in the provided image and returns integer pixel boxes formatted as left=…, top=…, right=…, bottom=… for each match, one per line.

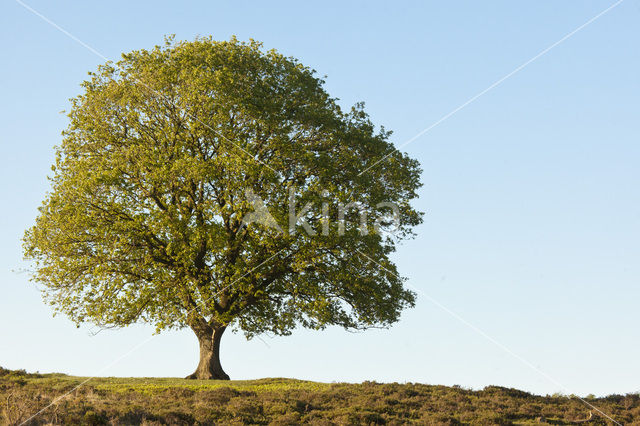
left=1, top=367, right=637, bottom=425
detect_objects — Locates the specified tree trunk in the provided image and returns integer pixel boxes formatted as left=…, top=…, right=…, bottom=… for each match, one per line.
left=185, top=325, right=230, bottom=380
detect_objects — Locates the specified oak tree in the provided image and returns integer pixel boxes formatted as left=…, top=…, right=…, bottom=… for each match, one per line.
left=23, top=37, right=422, bottom=379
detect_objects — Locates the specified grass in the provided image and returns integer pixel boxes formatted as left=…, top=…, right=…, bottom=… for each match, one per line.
left=1, top=367, right=637, bottom=425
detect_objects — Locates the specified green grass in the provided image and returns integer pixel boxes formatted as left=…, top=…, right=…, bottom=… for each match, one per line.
left=1, top=367, right=637, bottom=425
left=23, top=374, right=328, bottom=393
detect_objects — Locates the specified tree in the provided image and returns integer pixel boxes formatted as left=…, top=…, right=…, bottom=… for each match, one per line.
left=23, top=37, right=423, bottom=380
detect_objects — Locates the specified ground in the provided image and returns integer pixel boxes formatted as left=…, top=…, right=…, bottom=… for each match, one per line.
left=1, top=367, right=637, bottom=425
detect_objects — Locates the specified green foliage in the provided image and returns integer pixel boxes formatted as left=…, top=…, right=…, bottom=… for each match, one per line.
left=1, top=369, right=636, bottom=425
left=23, top=36, right=422, bottom=338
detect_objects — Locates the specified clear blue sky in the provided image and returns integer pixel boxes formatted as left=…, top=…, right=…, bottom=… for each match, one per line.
left=1, top=0, right=638, bottom=397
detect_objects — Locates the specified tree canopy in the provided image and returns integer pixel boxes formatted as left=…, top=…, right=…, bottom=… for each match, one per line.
left=23, top=36, right=423, bottom=379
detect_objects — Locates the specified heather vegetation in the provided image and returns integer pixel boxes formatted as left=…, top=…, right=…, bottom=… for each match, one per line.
left=2, top=367, right=637, bottom=425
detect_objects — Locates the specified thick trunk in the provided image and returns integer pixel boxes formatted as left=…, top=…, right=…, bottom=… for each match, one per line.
left=185, top=325, right=230, bottom=380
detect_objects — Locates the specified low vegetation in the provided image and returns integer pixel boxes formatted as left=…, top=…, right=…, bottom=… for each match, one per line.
left=1, top=367, right=637, bottom=425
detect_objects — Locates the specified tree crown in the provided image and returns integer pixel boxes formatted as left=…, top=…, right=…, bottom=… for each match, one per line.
left=24, top=36, right=423, bottom=338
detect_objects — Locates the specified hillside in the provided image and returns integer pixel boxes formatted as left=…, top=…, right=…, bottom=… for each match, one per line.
left=1, top=367, right=637, bottom=425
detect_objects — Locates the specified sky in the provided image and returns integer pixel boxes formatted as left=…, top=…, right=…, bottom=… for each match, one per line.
left=1, top=0, right=639, bottom=397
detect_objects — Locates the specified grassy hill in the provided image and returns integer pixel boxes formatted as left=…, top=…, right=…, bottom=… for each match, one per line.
left=1, top=367, right=637, bottom=425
